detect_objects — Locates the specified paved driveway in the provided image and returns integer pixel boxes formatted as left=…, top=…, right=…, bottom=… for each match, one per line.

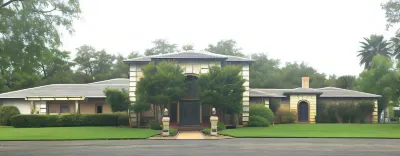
left=1, top=138, right=399, bottom=156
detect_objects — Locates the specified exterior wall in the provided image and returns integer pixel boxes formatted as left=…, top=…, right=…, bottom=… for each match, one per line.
left=80, top=104, right=112, bottom=114
left=1, top=99, right=31, bottom=114
left=47, top=101, right=75, bottom=114
left=279, top=99, right=290, bottom=112
left=289, top=94, right=317, bottom=123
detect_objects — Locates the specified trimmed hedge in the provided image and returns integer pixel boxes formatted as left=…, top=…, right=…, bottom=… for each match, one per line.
left=217, top=121, right=226, bottom=131
left=248, top=115, right=270, bottom=127
left=0, top=106, right=20, bottom=126
left=275, top=110, right=296, bottom=124
left=149, top=120, right=162, bottom=130
left=10, top=114, right=127, bottom=128
left=250, top=105, right=275, bottom=122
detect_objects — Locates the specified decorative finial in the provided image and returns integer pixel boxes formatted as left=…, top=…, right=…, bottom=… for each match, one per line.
left=212, top=107, right=216, bottom=116
left=164, top=108, right=169, bottom=117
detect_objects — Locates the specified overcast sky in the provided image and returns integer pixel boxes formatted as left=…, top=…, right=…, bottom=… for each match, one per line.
left=61, top=0, right=395, bottom=77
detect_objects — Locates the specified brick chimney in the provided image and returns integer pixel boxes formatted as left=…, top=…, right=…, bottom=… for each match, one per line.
left=301, top=76, right=310, bottom=88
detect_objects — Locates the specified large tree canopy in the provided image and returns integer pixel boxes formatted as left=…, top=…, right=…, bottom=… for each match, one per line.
left=205, top=39, right=245, bottom=57
left=144, top=39, right=178, bottom=56
left=358, top=55, right=400, bottom=117
left=198, top=65, right=245, bottom=115
left=0, top=0, right=81, bottom=92
left=135, top=61, right=188, bottom=121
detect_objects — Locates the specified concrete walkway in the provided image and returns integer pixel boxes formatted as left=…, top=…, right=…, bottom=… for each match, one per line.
left=176, top=131, right=205, bottom=139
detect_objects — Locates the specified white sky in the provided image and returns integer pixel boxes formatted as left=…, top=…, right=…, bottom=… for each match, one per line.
left=61, top=0, right=396, bottom=77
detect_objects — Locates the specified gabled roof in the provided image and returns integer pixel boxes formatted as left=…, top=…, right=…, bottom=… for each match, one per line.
left=124, top=51, right=253, bottom=63
left=250, top=87, right=381, bottom=98
left=0, top=79, right=129, bottom=99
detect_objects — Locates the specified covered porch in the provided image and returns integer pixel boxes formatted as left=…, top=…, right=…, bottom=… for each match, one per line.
left=25, top=96, right=112, bottom=115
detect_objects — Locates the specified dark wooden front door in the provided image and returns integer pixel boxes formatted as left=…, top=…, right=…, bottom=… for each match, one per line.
left=170, top=103, right=177, bottom=122
left=298, top=102, right=309, bottom=122
left=179, top=100, right=200, bottom=125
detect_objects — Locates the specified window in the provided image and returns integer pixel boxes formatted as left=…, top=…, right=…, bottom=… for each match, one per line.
left=60, top=104, right=69, bottom=113
left=96, top=105, right=103, bottom=113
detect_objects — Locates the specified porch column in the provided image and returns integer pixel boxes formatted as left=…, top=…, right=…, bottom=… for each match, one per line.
left=75, top=100, right=80, bottom=114
left=30, top=101, right=35, bottom=114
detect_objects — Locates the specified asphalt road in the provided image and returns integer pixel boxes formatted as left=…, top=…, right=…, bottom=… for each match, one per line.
left=1, top=138, right=400, bottom=156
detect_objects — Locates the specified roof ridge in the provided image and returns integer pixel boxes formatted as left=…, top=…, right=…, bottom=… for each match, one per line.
left=0, top=84, right=55, bottom=96
left=88, top=78, right=129, bottom=84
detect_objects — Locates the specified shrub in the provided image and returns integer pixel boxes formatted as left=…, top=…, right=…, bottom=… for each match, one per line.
left=10, top=114, right=121, bottom=128
left=169, top=128, right=178, bottom=136
left=117, top=114, right=129, bottom=126
left=201, top=128, right=210, bottom=134
left=149, top=120, right=162, bottom=130
left=275, top=110, right=296, bottom=124
left=217, top=121, right=226, bottom=131
left=248, top=115, right=270, bottom=127
left=0, top=106, right=20, bottom=126
left=269, top=98, right=281, bottom=113
left=250, top=105, right=275, bottom=122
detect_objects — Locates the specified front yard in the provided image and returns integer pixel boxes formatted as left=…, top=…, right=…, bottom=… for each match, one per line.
left=0, top=126, right=160, bottom=141
left=219, top=124, right=400, bottom=138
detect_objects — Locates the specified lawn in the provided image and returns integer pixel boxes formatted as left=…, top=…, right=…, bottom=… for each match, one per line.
left=0, top=126, right=160, bottom=141
left=219, top=124, right=400, bottom=138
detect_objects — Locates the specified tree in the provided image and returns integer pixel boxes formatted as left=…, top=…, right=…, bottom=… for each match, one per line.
left=197, top=65, right=245, bottom=121
left=357, top=35, right=392, bottom=70
left=182, top=44, right=194, bottom=51
left=74, top=45, right=116, bottom=81
left=381, top=0, right=400, bottom=31
left=358, top=55, right=400, bottom=119
left=0, top=0, right=81, bottom=92
left=104, top=88, right=130, bottom=112
left=135, top=61, right=187, bottom=122
left=144, top=39, right=178, bottom=56
left=205, top=39, right=245, bottom=57
left=280, top=62, right=328, bottom=88
left=249, top=53, right=282, bottom=88
left=335, top=75, right=357, bottom=89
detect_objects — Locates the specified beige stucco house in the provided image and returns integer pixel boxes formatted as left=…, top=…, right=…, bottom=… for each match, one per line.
left=0, top=51, right=381, bottom=127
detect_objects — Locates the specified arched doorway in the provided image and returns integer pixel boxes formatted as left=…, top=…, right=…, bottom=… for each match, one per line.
left=298, top=101, right=309, bottom=122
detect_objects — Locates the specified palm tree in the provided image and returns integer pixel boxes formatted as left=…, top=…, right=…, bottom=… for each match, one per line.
left=358, top=35, right=392, bottom=70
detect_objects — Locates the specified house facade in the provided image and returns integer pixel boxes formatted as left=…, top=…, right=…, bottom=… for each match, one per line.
left=0, top=51, right=381, bottom=126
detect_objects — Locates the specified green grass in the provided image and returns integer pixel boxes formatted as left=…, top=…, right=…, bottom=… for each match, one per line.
left=0, top=126, right=160, bottom=141
left=219, top=124, right=400, bottom=138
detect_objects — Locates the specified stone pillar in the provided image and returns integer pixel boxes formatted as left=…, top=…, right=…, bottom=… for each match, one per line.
left=210, top=108, right=218, bottom=136
left=162, top=108, right=170, bottom=137
left=242, top=64, right=250, bottom=126
left=30, top=101, right=35, bottom=114
left=75, top=100, right=80, bottom=114
left=372, top=100, right=378, bottom=123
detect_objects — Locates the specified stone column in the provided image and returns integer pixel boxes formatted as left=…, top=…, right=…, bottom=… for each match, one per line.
left=30, top=101, right=35, bottom=114
left=242, top=64, right=250, bottom=126
left=210, top=108, right=218, bottom=136
left=162, top=108, right=170, bottom=137
left=75, top=100, right=80, bottom=114
left=372, top=100, right=378, bottom=123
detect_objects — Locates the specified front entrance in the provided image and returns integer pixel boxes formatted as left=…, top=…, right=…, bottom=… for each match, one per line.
left=298, top=101, right=309, bottom=122
left=179, top=100, right=200, bottom=126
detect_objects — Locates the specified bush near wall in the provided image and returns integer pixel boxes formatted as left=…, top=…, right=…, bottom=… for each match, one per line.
left=10, top=114, right=129, bottom=128
left=275, top=110, right=296, bottom=124
left=0, top=106, right=20, bottom=126
left=316, top=101, right=375, bottom=123
left=248, top=115, right=270, bottom=127
left=249, top=105, right=275, bottom=122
